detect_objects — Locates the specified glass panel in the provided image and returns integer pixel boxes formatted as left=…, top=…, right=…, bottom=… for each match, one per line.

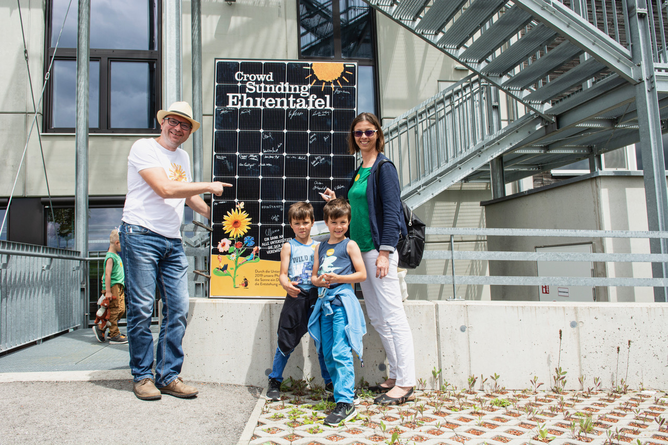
left=51, top=0, right=155, bottom=50
left=110, top=62, right=153, bottom=128
left=0, top=209, right=7, bottom=241
left=300, top=0, right=335, bottom=57
left=340, top=0, right=373, bottom=58
left=50, top=0, right=78, bottom=48
left=51, top=60, right=100, bottom=128
left=88, top=208, right=124, bottom=252
left=47, top=208, right=75, bottom=249
left=357, top=65, right=376, bottom=115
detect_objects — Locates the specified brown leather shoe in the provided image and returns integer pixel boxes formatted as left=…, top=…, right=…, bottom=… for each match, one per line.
left=157, top=377, right=198, bottom=398
left=133, top=378, right=161, bottom=401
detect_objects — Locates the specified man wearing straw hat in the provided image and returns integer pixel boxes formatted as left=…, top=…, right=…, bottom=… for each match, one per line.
left=119, top=101, right=231, bottom=401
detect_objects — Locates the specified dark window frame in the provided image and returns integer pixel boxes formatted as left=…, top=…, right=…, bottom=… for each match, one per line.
left=44, top=1, right=162, bottom=134
left=297, top=0, right=380, bottom=114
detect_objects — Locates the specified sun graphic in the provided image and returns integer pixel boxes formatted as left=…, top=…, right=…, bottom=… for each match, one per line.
left=306, top=62, right=354, bottom=91
left=169, top=163, right=187, bottom=182
left=223, top=207, right=251, bottom=239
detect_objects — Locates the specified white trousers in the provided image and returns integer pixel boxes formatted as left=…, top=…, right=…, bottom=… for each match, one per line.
left=360, top=249, right=416, bottom=387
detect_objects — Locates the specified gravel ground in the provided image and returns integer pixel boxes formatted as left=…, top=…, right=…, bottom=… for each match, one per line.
left=0, top=379, right=262, bottom=445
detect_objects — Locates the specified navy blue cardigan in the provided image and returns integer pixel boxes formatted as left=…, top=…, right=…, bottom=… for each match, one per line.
left=343, top=153, right=407, bottom=252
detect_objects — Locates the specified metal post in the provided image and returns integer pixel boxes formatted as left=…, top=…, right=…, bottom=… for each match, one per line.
left=487, top=86, right=505, bottom=199
left=75, top=0, right=90, bottom=327
left=164, top=0, right=182, bottom=107
left=628, top=0, right=668, bottom=301
left=191, top=0, right=206, bottom=298
left=450, top=234, right=457, bottom=300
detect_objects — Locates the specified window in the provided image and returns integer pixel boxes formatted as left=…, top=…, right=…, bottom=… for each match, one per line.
left=299, top=0, right=378, bottom=114
left=45, top=205, right=196, bottom=252
left=46, top=206, right=124, bottom=252
left=0, top=209, right=7, bottom=241
left=45, top=0, right=161, bottom=133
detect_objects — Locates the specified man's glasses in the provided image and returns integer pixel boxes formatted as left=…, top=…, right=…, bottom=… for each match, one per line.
left=164, top=117, right=192, bottom=132
left=353, top=129, right=378, bottom=138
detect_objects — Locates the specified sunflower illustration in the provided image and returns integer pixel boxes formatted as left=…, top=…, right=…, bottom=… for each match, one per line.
left=215, top=203, right=259, bottom=288
left=169, top=163, right=188, bottom=182
left=223, top=207, right=251, bottom=239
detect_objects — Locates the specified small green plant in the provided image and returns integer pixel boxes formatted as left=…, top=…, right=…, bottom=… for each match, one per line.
left=578, top=414, right=594, bottom=439
left=490, top=373, right=501, bottom=392
left=312, top=399, right=335, bottom=411
left=490, top=398, right=510, bottom=407
left=386, top=431, right=401, bottom=444
left=655, top=415, right=666, bottom=430
left=480, top=374, right=489, bottom=392
left=530, top=375, right=544, bottom=393
left=468, top=375, right=478, bottom=392
left=593, top=376, right=602, bottom=392
left=552, top=367, right=567, bottom=393
left=417, top=377, right=427, bottom=390
left=536, top=422, right=555, bottom=442
left=432, top=366, right=442, bottom=388
left=579, top=374, right=586, bottom=391
left=615, top=378, right=629, bottom=394
left=307, top=425, right=323, bottom=434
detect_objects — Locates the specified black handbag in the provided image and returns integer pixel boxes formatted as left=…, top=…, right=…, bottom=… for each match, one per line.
left=375, top=159, right=426, bottom=269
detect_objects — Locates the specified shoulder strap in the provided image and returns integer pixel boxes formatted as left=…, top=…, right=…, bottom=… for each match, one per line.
left=374, top=159, right=392, bottom=206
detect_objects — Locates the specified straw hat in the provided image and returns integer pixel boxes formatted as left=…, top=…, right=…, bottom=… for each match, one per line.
left=156, top=101, right=200, bottom=133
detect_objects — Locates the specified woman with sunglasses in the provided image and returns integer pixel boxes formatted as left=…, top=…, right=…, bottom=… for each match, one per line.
left=322, top=112, right=416, bottom=405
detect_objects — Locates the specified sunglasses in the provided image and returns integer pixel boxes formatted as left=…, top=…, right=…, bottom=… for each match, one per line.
left=353, top=129, right=378, bottom=138
left=164, top=117, right=192, bottom=132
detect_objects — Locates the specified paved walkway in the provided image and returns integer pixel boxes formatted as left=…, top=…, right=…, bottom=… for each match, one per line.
left=0, top=328, right=262, bottom=445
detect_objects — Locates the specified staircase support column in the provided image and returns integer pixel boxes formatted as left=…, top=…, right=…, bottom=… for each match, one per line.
left=487, top=86, right=505, bottom=199
left=629, top=0, right=668, bottom=301
left=588, top=154, right=602, bottom=173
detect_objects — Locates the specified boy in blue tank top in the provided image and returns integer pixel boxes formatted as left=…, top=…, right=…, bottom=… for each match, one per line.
left=309, top=198, right=367, bottom=426
left=266, top=202, right=332, bottom=401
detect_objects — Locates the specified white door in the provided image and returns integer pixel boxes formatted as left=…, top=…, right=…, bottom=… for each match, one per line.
left=536, top=243, right=595, bottom=302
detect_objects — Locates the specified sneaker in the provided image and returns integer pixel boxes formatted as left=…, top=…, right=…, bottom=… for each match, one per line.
left=324, top=402, right=356, bottom=426
left=327, top=392, right=360, bottom=405
left=266, top=378, right=281, bottom=401
left=109, top=334, right=128, bottom=344
left=157, top=377, right=198, bottom=399
left=325, top=382, right=334, bottom=394
left=92, top=325, right=105, bottom=343
left=133, top=378, right=161, bottom=401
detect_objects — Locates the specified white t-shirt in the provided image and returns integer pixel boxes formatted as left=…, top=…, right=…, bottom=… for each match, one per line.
left=122, top=138, right=192, bottom=239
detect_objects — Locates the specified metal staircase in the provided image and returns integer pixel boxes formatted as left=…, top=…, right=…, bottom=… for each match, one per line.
left=368, top=0, right=668, bottom=210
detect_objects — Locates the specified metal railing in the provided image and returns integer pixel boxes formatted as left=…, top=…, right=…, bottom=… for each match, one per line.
left=405, top=227, right=668, bottom=300
left=384, top=74, right=534, bottom=204
left=0, top=241, right=84, bottom=352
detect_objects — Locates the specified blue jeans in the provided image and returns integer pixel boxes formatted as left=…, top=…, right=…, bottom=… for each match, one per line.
left=268, top=346, right=332, bottom=384
left=321, top=304, right=355, bottom=404
left=119, top=223, right=189, bottom=387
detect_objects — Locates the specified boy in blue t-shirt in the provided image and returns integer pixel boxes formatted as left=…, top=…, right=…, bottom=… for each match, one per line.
left=266, top=202, right=332, bottom=401
left=309, top=198, right=367, bottom=426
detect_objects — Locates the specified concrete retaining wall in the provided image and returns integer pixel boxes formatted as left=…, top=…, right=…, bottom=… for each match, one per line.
left=181, top=299, right=668, bottom=391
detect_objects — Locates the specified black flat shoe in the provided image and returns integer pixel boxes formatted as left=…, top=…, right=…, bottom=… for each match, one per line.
left=374, top=388, right=415, bottom=405
left=367, top=384, right=393, bottom=393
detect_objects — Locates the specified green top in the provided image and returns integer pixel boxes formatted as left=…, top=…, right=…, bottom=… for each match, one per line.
left=348, top=167, right=375, bottom=252
left=102, top=251, right=124, bottom=288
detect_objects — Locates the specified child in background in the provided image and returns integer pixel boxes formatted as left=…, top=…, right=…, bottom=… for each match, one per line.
left=266, top=202, right=332, bottom=401
left=309, top=198, right=367, bottom=426
left=93, top=229, right=128, bottom=344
